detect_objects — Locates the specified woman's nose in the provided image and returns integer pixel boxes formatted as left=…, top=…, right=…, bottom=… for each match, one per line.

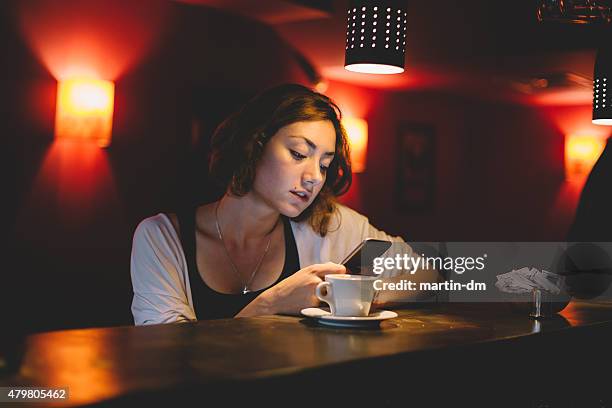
left=303, top=160, right=323, bottom=186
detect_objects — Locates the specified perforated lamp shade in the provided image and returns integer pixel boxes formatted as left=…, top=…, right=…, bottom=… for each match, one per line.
left=344, top=0, right=408, bottom=74
left=593, top=46, right=612, bottom=125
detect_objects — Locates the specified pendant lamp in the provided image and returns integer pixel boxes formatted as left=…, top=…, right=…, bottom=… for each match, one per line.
left=593, top=44, right=612, bottom=125
left=344, top=0, right=408, bottom=74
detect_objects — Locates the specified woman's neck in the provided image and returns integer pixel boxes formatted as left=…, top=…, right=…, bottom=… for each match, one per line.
left=214, top=193, right=281, bottom=249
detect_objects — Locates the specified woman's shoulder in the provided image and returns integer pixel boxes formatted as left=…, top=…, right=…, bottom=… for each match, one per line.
left=135, top=213, right=173, bottom=232
left=133, top=213, right=180, bottom=247
left=333, top=203, right=370, bottom=223
left=289, top=203, right=384, bottom=266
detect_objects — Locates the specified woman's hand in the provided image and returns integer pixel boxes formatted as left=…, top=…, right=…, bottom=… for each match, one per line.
left=235, top=262, right=346, bottom=317
left=265, top=262, right=347, bottom=315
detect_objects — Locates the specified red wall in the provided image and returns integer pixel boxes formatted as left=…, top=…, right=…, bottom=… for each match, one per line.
left=2, top=1, right=598, bottom=333
left=331, top=83, right=598, bottom=242
left=4, top=1, right=310, bottom=332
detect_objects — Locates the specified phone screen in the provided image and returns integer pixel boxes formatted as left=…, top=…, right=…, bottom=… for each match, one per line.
left=341, top=239, right=392, bottom=275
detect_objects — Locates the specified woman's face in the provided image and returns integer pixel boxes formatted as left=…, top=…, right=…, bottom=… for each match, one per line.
left=253, top=120, right=337, bottom=217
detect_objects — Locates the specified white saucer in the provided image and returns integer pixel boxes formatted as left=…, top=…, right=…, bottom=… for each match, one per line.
left=300, top=308, right=398, bottom=328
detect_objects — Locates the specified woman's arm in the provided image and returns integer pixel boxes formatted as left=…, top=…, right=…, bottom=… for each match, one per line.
left=366, top=230, right=442, bottom=306
left=130, top=216, right=196, bottom=325
left=235, top=262, right=347, bottom=318
left=341, top=206, right=442, bottom=305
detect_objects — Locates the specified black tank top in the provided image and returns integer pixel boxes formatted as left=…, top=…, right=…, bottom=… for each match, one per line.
left=176, top=207, right=300, bottom=320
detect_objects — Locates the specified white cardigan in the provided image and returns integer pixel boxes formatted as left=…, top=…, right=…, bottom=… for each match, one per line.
left=130, top=204, right=413, bottom=325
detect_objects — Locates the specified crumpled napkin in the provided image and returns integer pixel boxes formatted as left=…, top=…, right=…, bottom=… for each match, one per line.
left=495, top=267, right=563, bottom=294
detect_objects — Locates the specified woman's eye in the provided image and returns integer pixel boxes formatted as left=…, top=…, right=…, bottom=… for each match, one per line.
left=320, top=165, right=329, bottom=174
left=290, top=150, right=307, bottom=160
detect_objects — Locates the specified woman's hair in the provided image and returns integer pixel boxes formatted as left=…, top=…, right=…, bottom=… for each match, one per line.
left=209, top=83, right=352, bottom=236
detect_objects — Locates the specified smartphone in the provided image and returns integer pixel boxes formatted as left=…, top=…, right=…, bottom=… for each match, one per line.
left=340, top=238, right=392, bottom=275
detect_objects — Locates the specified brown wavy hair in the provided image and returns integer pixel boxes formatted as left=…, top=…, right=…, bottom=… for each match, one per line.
left=208, top=83, right=352, bottom=236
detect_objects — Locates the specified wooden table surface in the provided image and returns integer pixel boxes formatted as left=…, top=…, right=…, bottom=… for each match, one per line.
left=2, top=300, right=612, bottom=407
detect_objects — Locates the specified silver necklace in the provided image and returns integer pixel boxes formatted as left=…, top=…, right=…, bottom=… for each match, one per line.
left=215, top=201, right=275, bottom=294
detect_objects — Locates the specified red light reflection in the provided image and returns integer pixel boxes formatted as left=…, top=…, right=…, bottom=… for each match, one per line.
left=17, top=0, right=169, bottom=81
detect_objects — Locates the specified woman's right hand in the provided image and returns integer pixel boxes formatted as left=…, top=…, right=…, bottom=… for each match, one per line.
left=260, top=262, right=346, bottom=316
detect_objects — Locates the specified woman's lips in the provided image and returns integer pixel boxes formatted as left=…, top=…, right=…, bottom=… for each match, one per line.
left=290, top=191, right=309, bottom=202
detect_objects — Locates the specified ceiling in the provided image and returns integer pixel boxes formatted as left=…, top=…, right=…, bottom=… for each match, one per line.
left=176, top=0, right=611, bottom=105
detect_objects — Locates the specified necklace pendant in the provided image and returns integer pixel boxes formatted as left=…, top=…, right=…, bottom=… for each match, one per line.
left=242, top=286, right=249, bottom=295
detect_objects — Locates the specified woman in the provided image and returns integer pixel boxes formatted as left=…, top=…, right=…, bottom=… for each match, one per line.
left=130, top=84, right=428, bottom=325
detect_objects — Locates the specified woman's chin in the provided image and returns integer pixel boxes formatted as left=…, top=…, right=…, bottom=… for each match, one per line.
left=280, top=202, right=306, bottom=218
left=281, top=208, right=303, bottom=218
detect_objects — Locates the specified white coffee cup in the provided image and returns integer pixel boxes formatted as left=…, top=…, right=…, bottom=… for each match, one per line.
left=315, top=274, right=378, bottom=317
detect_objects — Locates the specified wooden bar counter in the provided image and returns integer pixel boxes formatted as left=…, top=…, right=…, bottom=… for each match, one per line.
left=2, top=300, right=612, bottom=407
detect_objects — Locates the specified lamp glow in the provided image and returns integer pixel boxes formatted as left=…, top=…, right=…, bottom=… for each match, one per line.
left=342, top=117, right=368, bottom=173
left=55, top=78, right=115, bottom=147
left=565, top=135, right=606, bottom=179
left=345, top=63, right=404, bottom=75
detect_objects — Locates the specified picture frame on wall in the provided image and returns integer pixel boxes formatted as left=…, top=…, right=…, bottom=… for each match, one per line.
left=395, top=123, right=436, bottom=211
